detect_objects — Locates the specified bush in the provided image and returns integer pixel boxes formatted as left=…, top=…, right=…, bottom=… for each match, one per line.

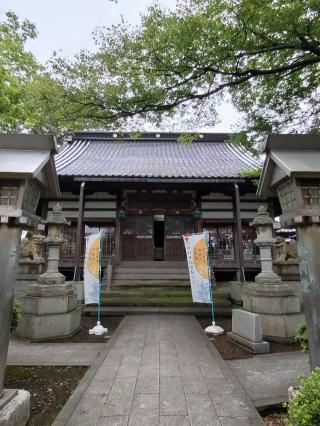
left=11, top=299, right=21, bottom=330
left=286, top=368, right=320, bottom=426
left=296, top=323, right=309, bottom=353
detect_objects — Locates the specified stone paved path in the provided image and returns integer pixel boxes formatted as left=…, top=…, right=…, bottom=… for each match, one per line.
left=53, top=315, right=264, bottom=425
left=228, top=351, right=310, bottom=409
left=8, top=339, right=104, bottom=366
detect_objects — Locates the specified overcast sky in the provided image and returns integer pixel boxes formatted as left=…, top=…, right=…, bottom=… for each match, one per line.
left=1, top=0, right=241, bottom=132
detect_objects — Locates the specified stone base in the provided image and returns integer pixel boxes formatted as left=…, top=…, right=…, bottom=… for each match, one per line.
left=0, top=390, right=30, bottom=426
left=260, top=312, right=305, bottom=342
left=242, top=282, right=305, bottom=341
left=69, top=281, right=84, bottom=303
left=273, top=262, right=300, bottom=281
left=14, top=306, right=81, bottom=341
left=255, top=271, right=282, bottom=284
left=227, top=332, right=270, bottom=354
left=14, top=283, right=82, bottom=341
left=230, top=281, right=243, bottom=305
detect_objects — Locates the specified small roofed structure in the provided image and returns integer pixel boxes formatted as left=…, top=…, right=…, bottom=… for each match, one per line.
left=257, top=134, right=320, bottom=227
left=0, top=133, right=60, bottom=197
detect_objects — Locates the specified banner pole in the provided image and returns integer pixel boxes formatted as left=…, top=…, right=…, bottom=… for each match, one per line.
left=98, top=231, right=102, bottom=323
left=89, top=231, right=108, bottom=336
left=205, top=232, right=224, bottom=335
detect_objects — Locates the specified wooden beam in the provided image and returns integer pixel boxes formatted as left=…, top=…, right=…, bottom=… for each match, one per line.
left=73, top=182, right=85, bottom=281
left=234, top=184, right=245, bottom=282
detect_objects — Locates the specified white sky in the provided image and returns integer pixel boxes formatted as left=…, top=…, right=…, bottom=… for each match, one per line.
left=0, top=0, right=241, bottom=132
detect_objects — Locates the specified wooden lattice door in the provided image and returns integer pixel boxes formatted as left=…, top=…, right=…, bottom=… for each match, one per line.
left=122, top=215, right=154, bottom=260
left=164, top=216, right=194, bottom=260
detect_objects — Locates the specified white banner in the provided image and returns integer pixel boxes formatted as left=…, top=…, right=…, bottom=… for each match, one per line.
left=84, top=232, right=101, bottom=305
left=183, top=232, right=212, bottom=303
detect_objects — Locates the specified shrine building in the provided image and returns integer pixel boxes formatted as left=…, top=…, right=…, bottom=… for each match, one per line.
left=42, top=132, right=270, bottom=285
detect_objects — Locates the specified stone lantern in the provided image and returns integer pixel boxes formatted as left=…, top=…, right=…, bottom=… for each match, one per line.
left=242, top=206, right=303, bottom=342
left=0, top=134, right=60, bottom=425
left=257, top=134, right=320, bottom=369
left=15, top=204, right=81, bottom=341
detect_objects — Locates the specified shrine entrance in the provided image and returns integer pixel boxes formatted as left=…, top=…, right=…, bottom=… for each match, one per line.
left=121, top=215, right=194, bottom=261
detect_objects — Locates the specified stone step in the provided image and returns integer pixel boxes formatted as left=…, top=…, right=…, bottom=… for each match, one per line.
left=111, top=280, right=191, bottom=287
left=117, top=261, right=188, bottom=268
left=113, top=273, right=190, bottom=280
left=113, top=268, right=189, bottom=274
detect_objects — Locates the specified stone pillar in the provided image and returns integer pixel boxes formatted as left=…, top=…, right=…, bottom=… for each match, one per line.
left=14, top=204, right=81, bottom=341
left=242, top=206, right=304, bottom=342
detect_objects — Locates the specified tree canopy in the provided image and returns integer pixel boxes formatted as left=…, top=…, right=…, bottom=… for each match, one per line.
left=0, top=11, right=39, bottom=132
left=2, top=1, right=320, bottom=144
left=47, top=0, right=320, bottom=144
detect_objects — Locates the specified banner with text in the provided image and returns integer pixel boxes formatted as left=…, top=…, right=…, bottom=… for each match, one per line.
left=183, top=232, right=211, bottom=303
left=84, top=232, right=101, bottom=305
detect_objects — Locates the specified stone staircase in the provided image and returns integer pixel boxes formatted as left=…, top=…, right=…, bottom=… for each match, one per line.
left=111, top=260, right=190, bottom=288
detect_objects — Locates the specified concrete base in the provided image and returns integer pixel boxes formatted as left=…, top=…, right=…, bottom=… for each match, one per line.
left=260, top=312, right=305, bottom=342
left=14, top=306, right=81, bottom=342
left=227, top=332, right=270, bottom=354
left=0, top=390, right=30, bottom=426
left=14, top=283, right=81, bottom=341
left=230, top=281, right=243, bottom=305
left=242, top=282, right=305, bottom=341
left=273, top=262, right=300, bottom=281
left=69, top=281, right=84, bottom=303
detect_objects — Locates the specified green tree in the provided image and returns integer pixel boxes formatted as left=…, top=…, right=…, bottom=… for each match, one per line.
left=50, top=0, right=320, bottom=144
left=0, top=11, right=40, bottom=132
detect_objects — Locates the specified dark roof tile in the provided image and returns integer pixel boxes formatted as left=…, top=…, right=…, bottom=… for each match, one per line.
left=55, top=133, right=260, bottom=179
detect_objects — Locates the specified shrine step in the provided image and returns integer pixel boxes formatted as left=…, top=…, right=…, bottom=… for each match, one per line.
left=112, top=261, right=190, bottom=288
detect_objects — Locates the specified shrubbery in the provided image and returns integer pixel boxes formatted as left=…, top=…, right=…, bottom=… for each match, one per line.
left=295, top=323, right=309, bottom=353
left=286, top=369, right=320, bottom=426
left=11, top=298, right=21, bottom=330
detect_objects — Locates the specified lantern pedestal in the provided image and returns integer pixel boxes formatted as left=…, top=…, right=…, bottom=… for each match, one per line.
left=14, top=205, right=81, bottom=341
left=14, top=283, right=81, bottom=341
left=242, top=282, right=304, bottom=342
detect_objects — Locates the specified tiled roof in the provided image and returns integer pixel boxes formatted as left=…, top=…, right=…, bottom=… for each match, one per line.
left=55, top=132, right=260, bottom=179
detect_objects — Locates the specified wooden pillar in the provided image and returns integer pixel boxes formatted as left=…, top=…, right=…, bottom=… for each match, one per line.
left=114, top=192, right=122, bottom=264
left=234, top=184, right=245, bottom=282
left=73, top=182, right=85, bottom=281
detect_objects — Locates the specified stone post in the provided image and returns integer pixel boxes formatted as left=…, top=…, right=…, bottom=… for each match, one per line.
left=242, top=206, right=304, bottom=341
left=0, top=226, right=21, bottom=400
left=14, top=204, right=81, bottom=341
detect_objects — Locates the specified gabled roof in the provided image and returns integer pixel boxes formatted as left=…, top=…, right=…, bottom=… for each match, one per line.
left=0, top=134, right=60, bottom=198
left=258, top=134, right=320, bottom=197
left=55, top=132, right=260, bottom=180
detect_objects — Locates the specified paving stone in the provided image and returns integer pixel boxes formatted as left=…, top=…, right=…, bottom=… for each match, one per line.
left=185, top=393, right=221, bottom=426
left=131, top=394, right=159, bottom=414
left=128, top=414, right=159, bottom=426
left=52, top=315, right=263, bottom=426
left=159, top=416, right=190, bottom=426
left=160, top=376, right=187, bottom=416
left=220, top=417, right=258, bottom=426
left=135, top=374, right=159, bottom=394
left=96, top=416, right=129, bottom=426
left=210, top=391, right=250, bottom=418
left=101, top=377, right=136, bottom=416
left=117, top=355, right=141, bottom=378
left=160, top=354, right=180, bottom=377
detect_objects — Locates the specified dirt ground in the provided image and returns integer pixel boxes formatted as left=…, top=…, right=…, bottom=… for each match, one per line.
left=197, top=316, right=301, bottom=360
left=262, top=410, right=287, bottom=425
left=4, top=366, right=87, bottom=426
